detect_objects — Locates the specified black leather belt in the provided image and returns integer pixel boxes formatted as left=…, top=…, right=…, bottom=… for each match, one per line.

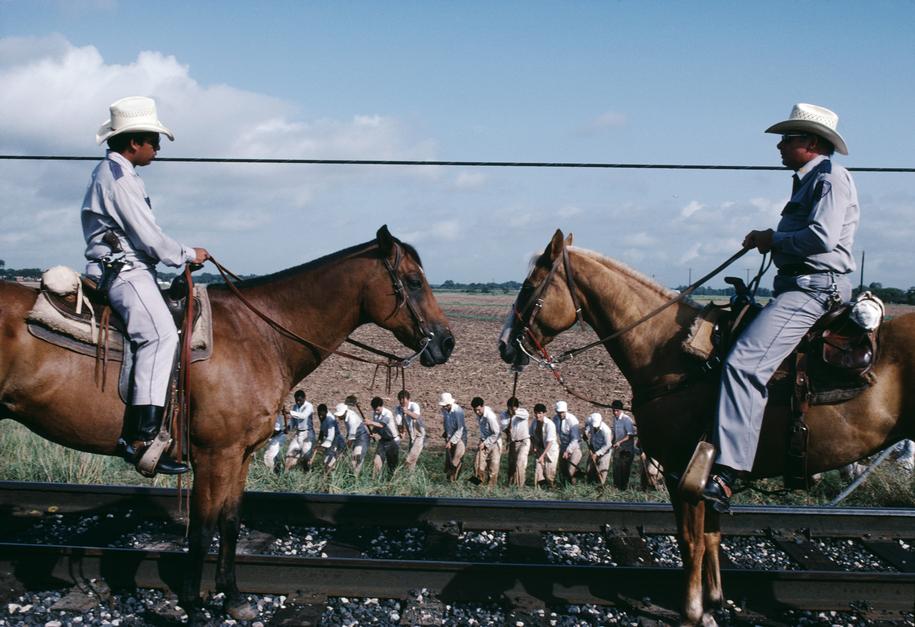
left=777, top=263, right=831, bottom=277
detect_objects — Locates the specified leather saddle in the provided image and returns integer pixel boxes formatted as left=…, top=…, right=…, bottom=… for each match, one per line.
left=26, top=270, right=213, bottom=403
left=684, top=277, right=879, bottom=406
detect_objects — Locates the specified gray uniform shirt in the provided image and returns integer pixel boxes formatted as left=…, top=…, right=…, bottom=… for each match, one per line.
left=771, top=156, right=858, bottom=274
left=81, top=151, right=195, bottom=277
left=611, top=413, right=637, bottom=453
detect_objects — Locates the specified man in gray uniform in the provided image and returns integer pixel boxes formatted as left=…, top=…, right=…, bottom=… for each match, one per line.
left=82, top=96, right=208, bottom=475
left=703, top=103, right=859, bottom=512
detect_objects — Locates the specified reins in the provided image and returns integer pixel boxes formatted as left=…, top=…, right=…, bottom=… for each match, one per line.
left=513, top=244, right=753, bottom=408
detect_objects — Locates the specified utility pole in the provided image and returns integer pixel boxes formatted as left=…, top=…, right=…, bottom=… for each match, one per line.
left=688, top=267, right=692, bottom=285
left=745, top=267, right=751, bottom=284
left=859, top=250, right=865, bottom=292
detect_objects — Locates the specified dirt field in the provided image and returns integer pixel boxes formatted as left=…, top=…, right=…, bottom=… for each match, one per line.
left=295, top=292, right=630, bottom=448
left=296, top=292, right=915, bottom=449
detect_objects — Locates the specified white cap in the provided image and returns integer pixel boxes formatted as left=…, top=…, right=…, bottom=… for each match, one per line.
left=555, top=400, right=568, bottom=413
left=96, top=96, right=175, bottom=145
left=514, top=407, right=530, bottom=420
left=333, top=403, right=348, bottom=417
left=587, top=412, right=603, bottom=428
left=439, top=392, right=456, bottom=406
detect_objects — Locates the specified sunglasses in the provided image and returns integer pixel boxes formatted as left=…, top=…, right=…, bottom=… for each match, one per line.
left=780, top=133, right=809, bottom=143
left=141, top=136, right=161, bottom=150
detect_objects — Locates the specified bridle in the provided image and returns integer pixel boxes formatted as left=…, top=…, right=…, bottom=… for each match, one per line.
left=510, top=240, right=752, bottom=407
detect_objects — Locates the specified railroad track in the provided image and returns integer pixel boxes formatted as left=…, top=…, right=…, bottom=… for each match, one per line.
left=0, top=481, right=912, bottom=622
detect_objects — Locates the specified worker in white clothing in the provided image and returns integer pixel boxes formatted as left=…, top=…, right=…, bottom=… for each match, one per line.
left=82, top=96, right=208, bottom=476
left=584, top=412, right=613, bottom=485
left=508, top=407, right=532, bottom=487
left=395, top=390, right=425, bottom=470
left=367, top=396, right=400, bottom=477
left=471, top=397, right=503, bottom=486
left=335, top=402, right=370, bottom=474
left=558, top=408, right=583, bottom=484
left=440, top=392, right=466, bottom=482
left=532, top=403, right=559, bottom=488
left=317, top=404, right=346, bottom=472
left=499, top=397, right=520, bottom=475
left=263, top=410, right=288, bottom=475
left=284, top=390, right=316, bottom=471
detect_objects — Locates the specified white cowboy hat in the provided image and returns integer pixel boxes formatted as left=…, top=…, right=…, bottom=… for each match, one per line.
left=438, top=392, right=456, bottom=406
left=96, top=96, right=175, bottom=145
left=764, top=103, right=848, bottom=155
left=587, top=412, right=603, bottom=428
left=555, top=401, right=568, bottom=413
left=333, top=403, right=349, bottom=417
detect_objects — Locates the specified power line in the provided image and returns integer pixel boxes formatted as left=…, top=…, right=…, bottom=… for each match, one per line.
left=0, top=154, right=913, bottom=172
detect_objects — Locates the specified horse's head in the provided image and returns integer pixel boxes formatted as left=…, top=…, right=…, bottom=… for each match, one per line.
left=499, top=229, right=579, bottom=369
left=367, top=225, right=454, bottom=367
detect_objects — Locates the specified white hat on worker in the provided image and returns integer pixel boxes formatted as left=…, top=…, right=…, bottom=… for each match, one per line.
left=587, top=412, right=603, bottom=428
left=764, top=103, right=848, bottom=155
left=439, top=392, right=456, bottom=406
left=333, top=403, right=349, bottom=417
left=514, top=408, right=529, bottom=420
left=96, top=96, right=175, bottom=145
left=555, top=401, right=568, bottom=413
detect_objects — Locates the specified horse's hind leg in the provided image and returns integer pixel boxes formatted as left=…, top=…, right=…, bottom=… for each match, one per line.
left=215, top=449, right=257, bottom=620
left=666, top=476, right=707, bottom=625
left=181, top=466, right=222, bottom=625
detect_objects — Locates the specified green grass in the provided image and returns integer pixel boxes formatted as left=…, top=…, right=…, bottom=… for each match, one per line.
left=1, top=422, right=912, bottom=507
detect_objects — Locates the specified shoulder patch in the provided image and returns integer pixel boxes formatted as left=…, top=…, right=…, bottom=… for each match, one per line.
left=107, top=159, right=124, bottom=180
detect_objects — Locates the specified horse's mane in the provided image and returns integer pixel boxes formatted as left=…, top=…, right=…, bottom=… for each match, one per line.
left=230, top=237, right=422, bottom=289
left=572, top=247, right=688, bottom=303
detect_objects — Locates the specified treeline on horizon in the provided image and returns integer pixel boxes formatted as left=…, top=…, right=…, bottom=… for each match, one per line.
left=3, top=261, right=913, bottom=305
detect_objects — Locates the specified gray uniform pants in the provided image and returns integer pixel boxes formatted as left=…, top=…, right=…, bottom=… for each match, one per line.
left=108, top=266, right=178, bottom=406
left=715, top=273, right=851, bottom=471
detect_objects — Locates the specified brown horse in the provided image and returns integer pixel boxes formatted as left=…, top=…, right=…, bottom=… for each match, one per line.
left=0, top=225, right=454, bottom=623
left=499, top=230, right=914, bottom=625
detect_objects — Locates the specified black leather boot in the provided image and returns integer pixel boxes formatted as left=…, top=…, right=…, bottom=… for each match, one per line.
left=119, top=405, right=190, bottom=475
left=701, top=464, right=737, bottom=513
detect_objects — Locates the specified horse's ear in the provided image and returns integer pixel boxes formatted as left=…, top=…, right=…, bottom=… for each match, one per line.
left=565, top=233, right=574, bottom=247
left=377, top=225, right=395, bottom=258
left=545, top=229, right=565, bottom=262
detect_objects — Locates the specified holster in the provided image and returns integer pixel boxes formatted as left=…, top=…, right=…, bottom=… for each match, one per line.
left=96, top=256, right=126, bottom=294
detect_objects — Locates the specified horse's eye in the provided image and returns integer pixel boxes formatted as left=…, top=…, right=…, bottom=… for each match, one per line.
left=405, top=275, right=423, bottom=290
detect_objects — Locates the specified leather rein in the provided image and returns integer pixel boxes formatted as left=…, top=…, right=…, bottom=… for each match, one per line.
left=512, top=243, right=751, bottom=408
left=207, top=241, right=433, bottom=371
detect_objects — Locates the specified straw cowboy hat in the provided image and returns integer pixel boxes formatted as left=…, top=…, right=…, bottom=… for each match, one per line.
left=96, top=96, right=175, bottom=145
left=765, top=103, right=848, bottom=155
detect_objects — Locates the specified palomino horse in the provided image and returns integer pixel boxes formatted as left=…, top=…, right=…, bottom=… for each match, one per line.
left=499, top=230, right=914, bottom=625
left=0, top=225, right=454, bottom=623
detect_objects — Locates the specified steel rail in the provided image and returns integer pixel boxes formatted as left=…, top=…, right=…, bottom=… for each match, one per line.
left=1, top=481, right=913, bottom=537
left=0, top=543, right=912, bottom=614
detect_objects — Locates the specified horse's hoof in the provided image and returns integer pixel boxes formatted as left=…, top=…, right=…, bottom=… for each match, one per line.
left=225, top=599, right=258, bottom=621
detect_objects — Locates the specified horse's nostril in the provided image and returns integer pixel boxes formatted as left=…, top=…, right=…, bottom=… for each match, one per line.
left=441, top=333, right=455, bottom=357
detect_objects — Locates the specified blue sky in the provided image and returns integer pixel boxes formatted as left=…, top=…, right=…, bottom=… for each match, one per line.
left=2, top=1, right=914, bottom=287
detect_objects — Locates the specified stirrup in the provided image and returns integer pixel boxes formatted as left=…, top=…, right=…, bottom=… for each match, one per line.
left=678, top=441, right=716, bottom=500
left=135, top=430, right=189, bottom=477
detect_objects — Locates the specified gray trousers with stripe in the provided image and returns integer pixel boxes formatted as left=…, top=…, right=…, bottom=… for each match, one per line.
left=108, top=266, right=179, bottom=407
left=714, top=272, right=851, bottom=472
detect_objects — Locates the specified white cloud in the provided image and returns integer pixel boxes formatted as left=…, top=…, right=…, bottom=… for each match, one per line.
left=452, top=171, right=488, bottom=189
left=557, top=205, right=583, bottom=218
left=400, top=220, right=461, bottom=243
left=589, top=111, right=627, bottom=129
left=679, top=200, right=704, bottom=218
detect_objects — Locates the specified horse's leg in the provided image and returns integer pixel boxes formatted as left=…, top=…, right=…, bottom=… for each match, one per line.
left=665, top=476, right=707, bottom=626
left=215, top=448, right=257, bottom=620
left=702, top=507, right=724, bottom=616
left=181, top=464, right=222, bottom=625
